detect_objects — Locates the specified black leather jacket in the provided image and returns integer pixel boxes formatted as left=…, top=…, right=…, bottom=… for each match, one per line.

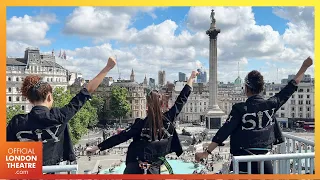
left=98, top=84, right=192, bottom=164
left=211, top=80, right=298, bottom=154
left=7, top=88, right=92, bottom=165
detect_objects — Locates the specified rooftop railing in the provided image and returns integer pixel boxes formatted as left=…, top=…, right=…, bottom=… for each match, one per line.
left=231, top=132, right=315, bottom=174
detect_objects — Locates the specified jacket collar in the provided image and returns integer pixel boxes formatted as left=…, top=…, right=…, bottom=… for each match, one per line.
left=246, top=94, right=264, bottom=103
left=31, top=105, right=50, bottom=112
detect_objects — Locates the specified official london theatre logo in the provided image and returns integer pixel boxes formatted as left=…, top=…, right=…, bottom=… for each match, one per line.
left=3, top=144, right=42, bottom=177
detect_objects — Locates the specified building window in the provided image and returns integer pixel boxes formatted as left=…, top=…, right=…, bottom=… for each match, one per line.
left=16, top=77, right=19, bottom=81
left=204, top=102, right=206, bottom=106
left=8, top=77, right=11, bottom=81
left=298, top=95, right=303, bottom=99
left=21, top=106, right=25, bottom=110
left=8, top=88, right=12, bottom=92
left=299, top=107, right=303, bottom=111
left=298, top=100, right=303, bottom=105
left=291, top=107, right=295, bottom=111
left=307, top=113, right=310, bottom=118
left=281, top=107, right=285, bottom=110
left=280, top=113, right=285, bottom=118
left=307, top=95, right=310, bottom=98
left=298, top=89, right=303, bottom=92
left=307, top=107, right=310, bottom=111
left=292, top=95, right=295, bottom=98
left=51, top=78, right=53, bottom=82
left=16, top=97, right=20, bottom=101
left=307, top=89, right=310, bottom=92
left=291, top=100, right=295, bottom=105
left=16, top=87, right=19, bottom=92
left=291, top=113, right=295, bottom=118
left=9, top=97, right=12, bottom=101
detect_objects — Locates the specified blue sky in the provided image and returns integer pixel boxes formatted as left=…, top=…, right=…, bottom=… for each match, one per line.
left=7, top=7, right=288, bottom=50
left=6, top=7, right=314, bottom=83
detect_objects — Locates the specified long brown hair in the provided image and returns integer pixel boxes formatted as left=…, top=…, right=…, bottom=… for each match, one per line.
left=146, top=91, right=164, bottom=140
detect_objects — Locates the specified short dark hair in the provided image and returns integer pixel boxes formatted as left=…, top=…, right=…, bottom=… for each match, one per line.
left=21, top=75, right=52, bottom=103
left=245, top=70, right=264, bottom=94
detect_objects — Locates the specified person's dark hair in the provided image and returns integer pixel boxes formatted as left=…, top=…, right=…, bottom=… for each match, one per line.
left=245, top=70, right=264, bottom=94
left=21, top=75, right=52, bottom=103
left=146, top=91, right=164, bottom=140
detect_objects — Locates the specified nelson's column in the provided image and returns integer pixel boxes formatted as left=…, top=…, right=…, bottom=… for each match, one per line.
left=205, top=9, right=225, bottom=129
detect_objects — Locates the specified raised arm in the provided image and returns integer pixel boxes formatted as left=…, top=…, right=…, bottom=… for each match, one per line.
left=58, top=57, right=116, bottom=123
left=164, top=71, right=199, bottom=122
left=87, top=119, right=143, bottom=152
left=268, top=57, right=313, bottom=110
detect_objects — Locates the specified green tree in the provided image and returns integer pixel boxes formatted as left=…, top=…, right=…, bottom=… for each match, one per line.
left=109, top=86, right=131, bottom=126
left=90, top=95, right=106, bottom=126
left=6, top=105, right=24, bottom=125
left=53, top=87, right=98, bottom=144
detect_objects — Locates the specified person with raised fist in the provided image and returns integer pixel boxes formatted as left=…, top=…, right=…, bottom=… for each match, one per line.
left=7, top=57, right=116, bottom=168
left=86, top=71, right=199, bottom=174
left=195, top=57, right=313, bottom=174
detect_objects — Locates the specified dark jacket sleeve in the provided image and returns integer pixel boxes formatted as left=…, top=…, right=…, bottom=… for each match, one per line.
left=57, top=88, right=92, bottom=123
left=164, top=84, right=192, bottom=122
left=6, top=119, right=17, bottom=141
left=268, top=79, right=298, bottom=110
left=211, top=105, right=241, bottom=145
left=98, top=119, right=143, bottom=151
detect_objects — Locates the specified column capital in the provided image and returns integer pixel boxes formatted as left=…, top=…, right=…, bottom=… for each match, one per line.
left=206, top=28, right=221, bottom=40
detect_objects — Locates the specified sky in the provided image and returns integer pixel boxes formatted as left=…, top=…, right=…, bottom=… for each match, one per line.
left=6, top=6, right=314, bottom=84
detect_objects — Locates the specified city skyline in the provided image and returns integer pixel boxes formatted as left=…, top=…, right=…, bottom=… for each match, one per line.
left=6, top=7, right=314, bottom=84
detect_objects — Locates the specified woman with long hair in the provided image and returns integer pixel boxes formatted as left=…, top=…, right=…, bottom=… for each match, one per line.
left=86, top=70, right=199, bottom=174
left=195, top=57, right=313, bottom=174
left=6, top=57, right=116, bottom=166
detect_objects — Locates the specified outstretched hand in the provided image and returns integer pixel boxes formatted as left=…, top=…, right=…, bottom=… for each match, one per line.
left=86, top=146, right=99, bottom=155
left=302, top=56, right=313, bottom=68
left=106, top=57, right=117, bottom=70
left=195, top=152, right=208, bottom=162
left=190, top=71, right=200, bottom=79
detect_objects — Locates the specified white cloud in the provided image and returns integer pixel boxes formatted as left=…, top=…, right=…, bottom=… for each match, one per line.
left=6, top=13, right=58, bottom=56
left=7, top=15, right=52, bottom=46
left=60, top=7, right=314, bottom=83
left=6, top=41, right=32, bottom=57
left=63, top=7, right=157, bottom=40
left=6, top=7, right=314, bottom=84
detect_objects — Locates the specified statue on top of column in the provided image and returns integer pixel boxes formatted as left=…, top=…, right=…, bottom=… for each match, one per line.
left=210, top=9, right=216, bottom=24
